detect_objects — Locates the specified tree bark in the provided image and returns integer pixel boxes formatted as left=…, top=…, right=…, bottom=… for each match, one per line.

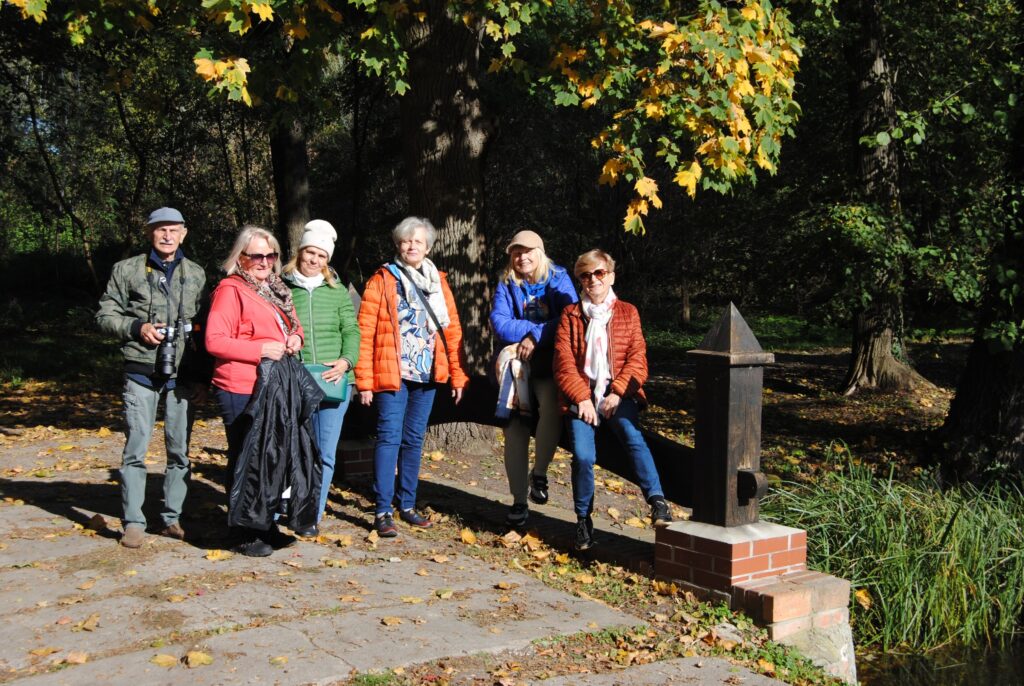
left=269, top=116, right=311, bottom=257
left=939, top=57, right=1024, bottom=480
left=399, top=0, right=495, bottom=452
left=840, top=0, right=924, bottom=395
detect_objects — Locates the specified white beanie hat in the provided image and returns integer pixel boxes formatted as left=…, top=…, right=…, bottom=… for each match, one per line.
left=299, top=219, right=338, bottom=260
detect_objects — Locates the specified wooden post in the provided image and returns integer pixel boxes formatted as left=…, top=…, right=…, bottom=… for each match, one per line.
left=686, top=303, right=774, bottom=526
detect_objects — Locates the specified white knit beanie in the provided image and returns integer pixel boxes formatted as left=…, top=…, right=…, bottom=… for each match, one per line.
left=299, top=219, right=338, bottom=260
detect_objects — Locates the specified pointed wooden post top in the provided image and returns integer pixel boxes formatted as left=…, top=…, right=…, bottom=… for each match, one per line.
left=687, top=303, right=775, bottom=366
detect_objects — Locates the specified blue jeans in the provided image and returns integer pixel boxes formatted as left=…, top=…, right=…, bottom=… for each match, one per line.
left=120, top=377, right=194, bottom=529
left=372, top=381, right=437, bottom=515
left=310, top=387, right=353, bottom=520
left=567, top=397, right=664, bottom=518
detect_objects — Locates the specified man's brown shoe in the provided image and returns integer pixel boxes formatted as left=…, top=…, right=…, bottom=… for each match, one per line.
left=159, top=522, right=185, bottom=540
left=120, top=525, right=146, bottom=548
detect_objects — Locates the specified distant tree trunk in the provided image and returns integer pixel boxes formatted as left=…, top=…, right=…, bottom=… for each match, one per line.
left=679, top=280, right=692, bottom=328
left=400, top=0, right=495, bottom=453
left=939, top=69, right=1024, bottom=480
left=840, top=0, right=926, bottom=395
left=269, top=116, right=310, bottom=257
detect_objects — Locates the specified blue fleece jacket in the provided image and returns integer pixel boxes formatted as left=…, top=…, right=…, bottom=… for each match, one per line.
left=489, top=265, right=578, bottom=348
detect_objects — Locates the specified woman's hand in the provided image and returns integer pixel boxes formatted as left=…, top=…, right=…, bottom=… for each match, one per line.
left=359, top=390, right=374, bottom=406
left=452, top=386, right=464, bottom=405
left=599, top=393, right=621, bottom=419
left=322, top=359, right=350, bottom=383
left=577, top=399, right=598, bottom=426
left=285, top=334, right=302, bottom=356
left=261, top=342, right=286, bottom=360
left=516, top=336, right=536, bottom=361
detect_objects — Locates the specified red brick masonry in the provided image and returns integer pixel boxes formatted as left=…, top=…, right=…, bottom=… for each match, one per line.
left=337, top=438, right=375, bottom=478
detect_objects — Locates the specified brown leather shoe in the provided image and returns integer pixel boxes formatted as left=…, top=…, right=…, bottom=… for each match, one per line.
left=120, top=525, right=146, bottom=548
left=158, top=522, right=185, bottom=540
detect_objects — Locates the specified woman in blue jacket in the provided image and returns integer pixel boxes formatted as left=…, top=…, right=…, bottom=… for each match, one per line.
left=490, top=230, right=578, bottom=527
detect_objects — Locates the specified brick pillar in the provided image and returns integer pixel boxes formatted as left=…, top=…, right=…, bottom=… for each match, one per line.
left=336, top=438, right=375, bottom=479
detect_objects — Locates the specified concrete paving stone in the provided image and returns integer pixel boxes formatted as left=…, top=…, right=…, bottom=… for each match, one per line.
left=540, top=656, right=786, bottom=685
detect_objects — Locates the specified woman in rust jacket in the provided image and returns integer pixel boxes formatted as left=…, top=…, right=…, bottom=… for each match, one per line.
left=355, top=216, right=468, bottom=538
left=553, top=249, right=671, bottom=552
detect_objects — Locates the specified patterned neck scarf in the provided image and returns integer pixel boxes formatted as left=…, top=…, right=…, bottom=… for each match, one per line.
left=236, top=270, right=300, bottom=336
left=582, top=287, right=617, bottom=421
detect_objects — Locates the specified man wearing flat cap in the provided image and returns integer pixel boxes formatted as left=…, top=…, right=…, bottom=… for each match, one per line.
left=96, top=207, right=207, bottom=548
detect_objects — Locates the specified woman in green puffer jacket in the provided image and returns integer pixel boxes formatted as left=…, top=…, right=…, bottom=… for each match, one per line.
left=282, top=220, right=360, bottom=536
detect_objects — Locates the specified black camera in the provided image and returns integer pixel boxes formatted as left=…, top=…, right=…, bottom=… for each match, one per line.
left=156, top=325, right=178, bottom=377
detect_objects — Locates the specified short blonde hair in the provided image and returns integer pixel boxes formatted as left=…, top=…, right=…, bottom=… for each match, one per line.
left=282, top=246, right=339, bottom=287
left=574, top=249, right=616, bottom=278
left=222, top=225, right=282, bottom=276
left=503, top=244, right=553, bottom=285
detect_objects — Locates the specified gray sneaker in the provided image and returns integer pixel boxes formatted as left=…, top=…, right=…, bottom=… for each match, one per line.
left=506, top=503, right=529, bottom=527
left=120, top=525, right=146, bottom=548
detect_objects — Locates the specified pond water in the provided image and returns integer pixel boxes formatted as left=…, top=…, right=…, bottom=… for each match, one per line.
left=859, top=642, right=1024, bottom=686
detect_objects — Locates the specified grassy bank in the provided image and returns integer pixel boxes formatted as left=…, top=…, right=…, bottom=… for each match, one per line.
left=763, top=444, right=1024, bottom=652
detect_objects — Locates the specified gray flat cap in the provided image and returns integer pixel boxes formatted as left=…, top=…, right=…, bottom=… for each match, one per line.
left=146, top=207, right=185, bottom=225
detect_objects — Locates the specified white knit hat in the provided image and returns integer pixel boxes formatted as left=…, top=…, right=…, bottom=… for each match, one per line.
left=299, top=219, right=338, bottom=260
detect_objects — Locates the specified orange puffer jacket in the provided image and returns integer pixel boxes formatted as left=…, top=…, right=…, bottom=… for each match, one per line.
left=355, top=266, right=469, bottom=392
left=553, top=299, right=648, bottom=413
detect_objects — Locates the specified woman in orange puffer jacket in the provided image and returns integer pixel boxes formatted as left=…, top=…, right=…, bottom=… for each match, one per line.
left=355, top=216, right=468, bottom=538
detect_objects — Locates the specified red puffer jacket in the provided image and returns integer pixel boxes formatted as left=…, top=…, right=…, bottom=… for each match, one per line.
left=553, top=299, right=648, bottom=413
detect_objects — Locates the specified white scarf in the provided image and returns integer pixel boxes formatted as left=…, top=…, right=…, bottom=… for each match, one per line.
left=582, top=287, right=617, bottom=422
left=290, top=270, right=324, bottom=292
left=394, top=257, right=450, bottom=332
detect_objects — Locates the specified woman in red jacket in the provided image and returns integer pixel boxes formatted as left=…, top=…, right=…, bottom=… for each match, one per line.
left=355, top=216, right=467, bottom=538
left=553, top=249, right=672, bottom=551
left=206, top=225, right=304, bottom=557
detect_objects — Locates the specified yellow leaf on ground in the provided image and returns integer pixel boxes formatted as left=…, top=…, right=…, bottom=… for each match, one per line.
left=607, top=507, right=621, bottom=520
left=97, top=427, right=112, bottom=437
left=428, top=450, right=444, bottom=461
left=338, top=595, right=362, bottom=602
left=381, top=616, right=403, bottom=626
left=574, top=573, right=594, bottom=584
left=624, top=517, right=646, bottom=529
left=185, top=650, right=213, bottom=667
left=150, top=654, right=177, bottom=667
left=855, top=588, right=872, bottom=610
left=757, top=658, right=776, bottom=674
left=205, top=549, right=233, bottom=562
left=29, top=646, right=60, bottom=657
left=167, top=595, right=186, bottom=603
left=401, top=596, right=424, bottom=604
left=459, top=528, right=477, bottom=545
left=58, top=444, right=74, bottom=451
left=415, top=568, right=430, bottom=576
left=269, top=655, right=288, bottom=666
left=499, top=530, right=522, bottom=548
left=435, top=589, right=454, bottom=599
left=75, top=613, right=100, bottom=632
left=520, top=531, right=542, bottom=551
left=432, top=554, right=449, bottom=564
left=65, top=651, right=88, bottom=664
left=321, top=558, right=348, bottom=568
left=77, top=579, right=96, bottom=590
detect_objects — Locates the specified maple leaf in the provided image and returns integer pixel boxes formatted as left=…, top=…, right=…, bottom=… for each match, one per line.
left=150, top=654, right=177, bottom=668
left=250, top=3, right=274, bottom=22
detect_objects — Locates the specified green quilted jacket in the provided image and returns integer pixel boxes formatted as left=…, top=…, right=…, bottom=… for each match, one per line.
left=285, top=272, right=360, bottom=386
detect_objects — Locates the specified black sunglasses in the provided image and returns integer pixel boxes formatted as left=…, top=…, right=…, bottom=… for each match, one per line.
left=243, top=251, right=279, bottom=263
left=577, top=268, right=610, bottom=282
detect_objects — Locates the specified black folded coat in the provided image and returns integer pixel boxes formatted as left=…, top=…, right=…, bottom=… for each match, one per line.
left=228, top=356, right=324, bottom=532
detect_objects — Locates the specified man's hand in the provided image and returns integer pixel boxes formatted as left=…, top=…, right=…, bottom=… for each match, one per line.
left=599, top=393, right=621, bottom=419
left=140, top=322, right=166, bottom=346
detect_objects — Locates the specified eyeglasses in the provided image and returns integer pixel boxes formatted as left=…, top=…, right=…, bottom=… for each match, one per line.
left=577, top=268, right=610, bottom=282
left=243, top=251, right=279, bottom=263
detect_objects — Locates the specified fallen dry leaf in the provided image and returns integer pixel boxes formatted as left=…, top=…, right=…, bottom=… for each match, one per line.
left=76, top=579, right=96, bottom=591
left=167, top=595, right=186, bottom=603
left=432, top=554, right=450, bottom=564
left=185, top=650, right=213, bottom=667
left=205, top=549, right=233, bottom=562
left=150, top=654, right=177, bottom=668
left=459, top=528, right=477, bottom=545
left=757, top=658, right=776, bottom=674
left=269, top=655, right=288, bottom=666
left=607, top=507, right=621, bottom=520
left=381, top=616, right=403, bottom=626
left=624, top=516, right=646, bottom=529
left=401, top=596, right=424, bottom=604
left=282, top=559, right=303, bottom=569
left=415, top=567, right=429, bottom=576
left=855, top=588, right=872, bottom=610
left=435, top=589, right=454, bottom=599
left=338, top=595, right=362, bottom=603
left=29, top=647, right=60, bottom=657
left=64, top=651, right=88, bottom=665
left=574, top=573, right=594, bottom=585
left=321, top=558, right=348, bottom=568
left=74, top=613, right=100, bottom=632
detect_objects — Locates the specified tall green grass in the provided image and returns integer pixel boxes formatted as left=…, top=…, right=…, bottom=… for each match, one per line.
left=763, top=444, right=1024, bottom=652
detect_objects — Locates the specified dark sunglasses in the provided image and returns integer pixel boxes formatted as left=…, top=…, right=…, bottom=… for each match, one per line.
left=577, top=268, right=610, bottom=282
left=243, top=251, right=279, bottom=263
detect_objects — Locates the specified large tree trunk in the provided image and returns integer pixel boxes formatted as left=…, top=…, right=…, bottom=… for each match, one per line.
left=269, top=116, right=311, bottom=257
left=400, top=0, right=495, bottom=453
left=939, top=62, right=1024, bottom=480
left=840, top=0, right=924, bottom=395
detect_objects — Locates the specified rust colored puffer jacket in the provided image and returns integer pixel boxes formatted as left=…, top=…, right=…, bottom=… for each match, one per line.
left=355, top=266, right=469, bottom=392
left=553, top=299, right=648, bottom=413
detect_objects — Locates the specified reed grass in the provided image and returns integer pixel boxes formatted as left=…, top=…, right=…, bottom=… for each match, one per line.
left=763, top=443, right=1024, bottom=652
